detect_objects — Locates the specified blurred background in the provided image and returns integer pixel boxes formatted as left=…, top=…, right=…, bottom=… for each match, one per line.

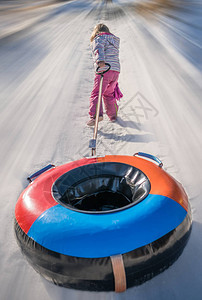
left=0, top=0, right=202, bottom=299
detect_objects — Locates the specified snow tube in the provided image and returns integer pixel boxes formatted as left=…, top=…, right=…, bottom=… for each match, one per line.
left=14, top=154, right=192, bottom=292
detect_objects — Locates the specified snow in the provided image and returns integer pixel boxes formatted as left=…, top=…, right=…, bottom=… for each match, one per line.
left=0, top=0, right=202, bottom=299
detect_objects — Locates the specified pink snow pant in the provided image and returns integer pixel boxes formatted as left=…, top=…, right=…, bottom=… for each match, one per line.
left=89, top=70, right=119, bottom=120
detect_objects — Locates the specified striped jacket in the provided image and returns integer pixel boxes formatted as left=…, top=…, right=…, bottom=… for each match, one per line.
left=91, top=33, right=120, bottom=73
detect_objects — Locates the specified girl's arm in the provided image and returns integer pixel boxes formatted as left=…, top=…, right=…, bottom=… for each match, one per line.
left=92, top=35, right=106, bottom=64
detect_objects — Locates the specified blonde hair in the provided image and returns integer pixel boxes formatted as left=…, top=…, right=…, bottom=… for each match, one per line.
left=90, top=24, right=110, bottom=42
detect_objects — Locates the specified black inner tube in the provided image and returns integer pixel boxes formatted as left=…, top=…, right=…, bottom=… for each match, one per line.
left=52, top=162, right=151, bottom=214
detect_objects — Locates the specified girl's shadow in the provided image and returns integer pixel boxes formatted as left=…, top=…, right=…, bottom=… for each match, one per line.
left=97, top=116, right=156, bottom=144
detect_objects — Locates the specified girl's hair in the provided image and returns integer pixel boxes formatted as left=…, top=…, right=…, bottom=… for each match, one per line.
left=90, top=24, right=110, bottom=42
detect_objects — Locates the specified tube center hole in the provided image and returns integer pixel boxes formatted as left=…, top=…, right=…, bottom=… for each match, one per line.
left=71, top=191, right=131, bottom=212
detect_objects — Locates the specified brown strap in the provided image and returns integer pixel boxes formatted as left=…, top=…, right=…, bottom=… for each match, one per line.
left=110, top=254, right=127, bottom=293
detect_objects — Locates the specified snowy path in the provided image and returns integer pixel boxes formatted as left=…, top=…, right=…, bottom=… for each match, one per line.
left=0, top=0, right=202, bottom=299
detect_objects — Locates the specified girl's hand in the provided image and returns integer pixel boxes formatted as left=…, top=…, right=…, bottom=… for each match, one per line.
left=98, top=61, right=105, bottom=68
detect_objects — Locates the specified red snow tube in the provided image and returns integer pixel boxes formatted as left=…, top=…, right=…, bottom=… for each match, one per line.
left=15, top=154, right=192, bottom=292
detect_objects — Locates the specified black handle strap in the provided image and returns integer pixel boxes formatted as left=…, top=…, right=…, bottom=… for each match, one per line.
left=96, top=63, right=111, bottom=75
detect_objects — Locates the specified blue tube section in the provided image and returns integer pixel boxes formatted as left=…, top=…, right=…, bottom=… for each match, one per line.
left=27, top=194, right=187, bottom=258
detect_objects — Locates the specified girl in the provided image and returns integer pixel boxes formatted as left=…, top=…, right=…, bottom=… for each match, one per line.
left=87, top=24, right=122, bottom=126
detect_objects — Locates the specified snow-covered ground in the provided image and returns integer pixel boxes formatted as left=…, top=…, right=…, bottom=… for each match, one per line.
left=0, top=0, right=202, bottom=299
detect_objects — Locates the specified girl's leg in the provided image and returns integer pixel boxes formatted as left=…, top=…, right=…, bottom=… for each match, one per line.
left=89, top=71, right=119, bottom=119
left=89, top=74, right=104, bottom=119
left=102, top=71, right=119, bottom=121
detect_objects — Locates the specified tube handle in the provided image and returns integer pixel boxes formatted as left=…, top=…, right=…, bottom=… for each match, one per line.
left=27, top=164, right=55, bottom=182
left=134, top=152, right=163, bottom=168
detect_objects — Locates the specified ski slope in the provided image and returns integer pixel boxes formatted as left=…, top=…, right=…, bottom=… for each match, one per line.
left=0, top=0, right=202, bottom=299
